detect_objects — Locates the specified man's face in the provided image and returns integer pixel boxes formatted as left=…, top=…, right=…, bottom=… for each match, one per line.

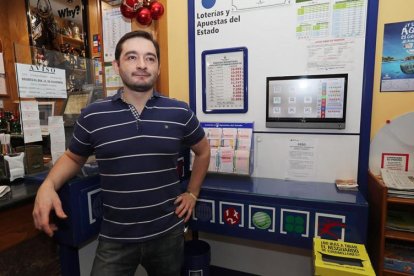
left=113, top=37, right=160, bottom=93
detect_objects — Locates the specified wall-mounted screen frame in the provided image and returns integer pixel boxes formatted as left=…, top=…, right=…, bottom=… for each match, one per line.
left=266, top=74, right=348, bottom=129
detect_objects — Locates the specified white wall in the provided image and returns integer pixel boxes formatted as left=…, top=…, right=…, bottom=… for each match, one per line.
left=190, top=0, right=368, bottom=182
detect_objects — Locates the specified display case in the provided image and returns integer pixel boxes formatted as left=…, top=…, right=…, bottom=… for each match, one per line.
left=11, top=43, right=104, bottom=173
left=25, top=0, right=88, bottom=54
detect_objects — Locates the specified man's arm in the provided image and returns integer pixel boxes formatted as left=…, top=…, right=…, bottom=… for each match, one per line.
left=33, top=150, right=88, bottom=236
left=175, top=136, right=210, bottom=222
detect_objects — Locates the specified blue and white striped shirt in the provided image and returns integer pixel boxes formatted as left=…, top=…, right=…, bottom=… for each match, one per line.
left=69, top=90, right=205, bottom=242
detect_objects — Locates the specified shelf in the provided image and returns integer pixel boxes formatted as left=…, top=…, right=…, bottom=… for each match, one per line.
left=385, top=229, right=414, bottom=242
left=71, top=68, right=87, bottom=74
left=384, top=268, right=413, bottom=276
left=367, top=171, right=414, bottom=276
left=388, top=197, right=414, bottom=205
left=57, top=34, right=84, bottom=48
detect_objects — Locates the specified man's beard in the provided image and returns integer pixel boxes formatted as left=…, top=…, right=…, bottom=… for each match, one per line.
left=120, top=72, right=156, bottom=93
left=124, top=81, right=153, bottom=92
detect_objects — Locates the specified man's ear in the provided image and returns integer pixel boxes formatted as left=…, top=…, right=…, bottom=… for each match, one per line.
left=112, top=60, right=120, bottom=74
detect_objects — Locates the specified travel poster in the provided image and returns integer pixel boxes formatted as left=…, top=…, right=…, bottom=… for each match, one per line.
left=381, top=20, right=414, bottom=92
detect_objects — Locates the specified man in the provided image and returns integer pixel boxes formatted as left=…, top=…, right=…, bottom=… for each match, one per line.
left=33, top=30, right=210, bottom=276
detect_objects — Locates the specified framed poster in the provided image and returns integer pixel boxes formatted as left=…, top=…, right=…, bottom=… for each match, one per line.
left=380, top=20, right=414, bottom=92
left=202, top=47, right=248, bottom=114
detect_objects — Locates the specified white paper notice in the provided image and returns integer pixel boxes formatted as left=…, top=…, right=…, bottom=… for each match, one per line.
left=234, top=149, right=250, bottom=175
left=286, top=137, right=317, bottom=180
left=219, top=147, right=234, bottom=173
left=102, top=7, right=131, bottom=62
left=0, top=77, right=6, bottom=95
left=16, top=63, right=67, bottom=98
left=209, top=148, right=218, bottom=172
left=0, top=53, right=5, bottom=73
left=48, top=116, right=66, bottom=164
left=222, top=128, right=237, bottom=148
left=20, top=101, right=39, bottom=111
left=23, top=127, right=42, bottom=143
left=205, top=127, right=222, bottom=148
left=381, top=153, right=409, bottom=171
left=0, top=53, right=6, bottom=95
left=105, top=65, right=123, bottom=88
left=21, top=101, right=42, bottom=143
left=237, top=128, right=252, bottom=150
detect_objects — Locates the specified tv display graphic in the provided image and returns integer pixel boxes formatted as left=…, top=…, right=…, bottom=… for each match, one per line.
left=266, top=74, right=348, bottom=129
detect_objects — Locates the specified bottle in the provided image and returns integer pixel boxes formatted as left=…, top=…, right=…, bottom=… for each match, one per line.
left=10, top=111, right=21, bottom=134
left=4, top=110, right=11, bottom=133
left=0, top=110, right=7, bottom=133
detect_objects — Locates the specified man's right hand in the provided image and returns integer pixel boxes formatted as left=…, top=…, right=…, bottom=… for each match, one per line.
left=32, top=184, right=68, bottom=237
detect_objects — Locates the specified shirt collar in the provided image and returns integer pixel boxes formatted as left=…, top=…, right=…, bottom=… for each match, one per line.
left=112, top=88, right=162, bottom=102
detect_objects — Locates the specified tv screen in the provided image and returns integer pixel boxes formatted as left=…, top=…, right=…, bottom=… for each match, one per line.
left=266, top=74, right=348, bottom=129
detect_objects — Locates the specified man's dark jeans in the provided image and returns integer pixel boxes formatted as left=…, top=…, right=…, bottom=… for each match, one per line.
left=91, top=227, right=184, bottom=276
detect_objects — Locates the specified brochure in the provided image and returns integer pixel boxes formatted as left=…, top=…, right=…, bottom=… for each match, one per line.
left=381, top=169, right=414, bottom=191
left=386, top=210, right=414, bottom=232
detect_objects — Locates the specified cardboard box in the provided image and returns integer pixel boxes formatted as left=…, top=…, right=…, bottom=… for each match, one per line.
left=15, top=145, right=45, bottom=174
left=314, top=238, right=375, bottom=276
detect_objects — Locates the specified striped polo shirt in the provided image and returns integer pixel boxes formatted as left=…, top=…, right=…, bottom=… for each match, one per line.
left=68, top=89, right=205, bottom=243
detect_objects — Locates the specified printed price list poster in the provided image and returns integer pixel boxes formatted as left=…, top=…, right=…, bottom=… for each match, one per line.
left=332, top=0, right=366, bottom=37
left=296, top=2, right=330, bottom=39
left=102, top=6, right=131, bottom=62
left=202, top=48, right=248, bottom=113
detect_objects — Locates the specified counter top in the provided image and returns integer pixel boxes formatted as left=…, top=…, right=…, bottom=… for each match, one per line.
left=0, top=173, right=47, bottom=211
left=0, top=182, right=40, bottom=211
left=191, top=174, right=367, bottom=205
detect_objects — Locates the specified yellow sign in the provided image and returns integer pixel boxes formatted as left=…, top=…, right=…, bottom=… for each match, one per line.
left=314, top=238, right=376, bottom=276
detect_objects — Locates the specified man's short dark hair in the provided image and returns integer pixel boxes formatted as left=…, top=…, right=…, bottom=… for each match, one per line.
left=114, top=30, right=160, bottom=63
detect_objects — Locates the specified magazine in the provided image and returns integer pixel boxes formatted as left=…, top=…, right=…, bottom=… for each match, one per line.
left=386, top=210, right=414, bottom=232
left=381, top=169, right=414, bottom=191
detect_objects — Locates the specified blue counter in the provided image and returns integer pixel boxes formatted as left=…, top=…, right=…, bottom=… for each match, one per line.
left=47, top=173, right=367, bottom=275
left=187, top=174, right=368, bottom=249
left=24, top=172, right=101, bottom=276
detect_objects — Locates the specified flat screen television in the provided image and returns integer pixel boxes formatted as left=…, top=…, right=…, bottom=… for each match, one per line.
left=266, top=74, right=348, bottom=129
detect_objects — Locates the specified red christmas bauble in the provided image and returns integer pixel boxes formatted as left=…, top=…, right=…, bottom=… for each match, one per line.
left=150, top=1, right=164, bottom=20
left=120, top=3, right=137, bottom=19
left=124, top=0, right=140, bottom=10
left=136, top=7, right=152, bottom=25
left=143, top=0, right=152, bottom=7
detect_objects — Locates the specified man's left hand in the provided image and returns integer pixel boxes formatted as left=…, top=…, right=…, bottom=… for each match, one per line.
left=174, top=192, right=197, bottom=222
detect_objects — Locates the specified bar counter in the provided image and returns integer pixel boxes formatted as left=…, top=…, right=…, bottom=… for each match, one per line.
left=0, top=177, right=44, bottom=252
